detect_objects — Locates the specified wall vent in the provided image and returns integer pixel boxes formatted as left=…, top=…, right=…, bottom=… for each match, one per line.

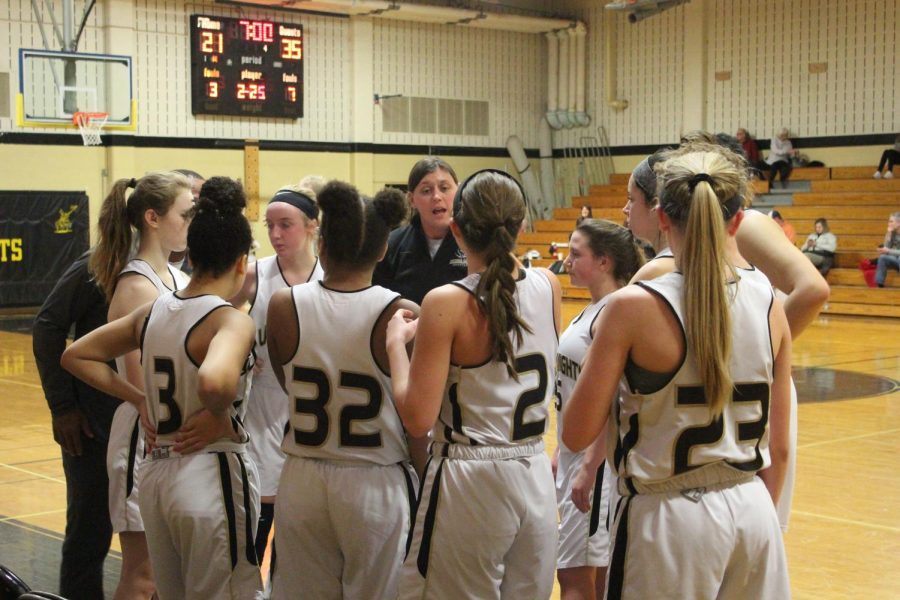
left=382, top=96, right=488, bottom=136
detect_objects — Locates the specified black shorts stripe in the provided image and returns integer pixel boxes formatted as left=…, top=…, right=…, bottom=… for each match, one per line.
left=125, top=414, right=140, bottom=498
left=416, top=459, right=445, bottom=578
left=406, top=457, right=431, bottom=559
left=236, top=453, right=259, bottom=567
left=607, top=496, right=633, bottom=600
left=217, top=453, right=238, bottom=570
left=400, top=463, right=417, bottom=554
left=588, top=460, right=606, bottom=537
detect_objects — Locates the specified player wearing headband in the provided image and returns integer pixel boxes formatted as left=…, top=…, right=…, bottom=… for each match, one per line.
left=229, top=185, right=324, bottom=571
left=388, top=169, right=562, bottom=599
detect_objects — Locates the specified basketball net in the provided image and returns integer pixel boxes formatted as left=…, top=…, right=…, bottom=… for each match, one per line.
left=73, top=112, right=109, bottom=146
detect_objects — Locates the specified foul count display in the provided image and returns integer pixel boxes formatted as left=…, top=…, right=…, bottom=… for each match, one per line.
left=190, top=14, right=303, bottom=119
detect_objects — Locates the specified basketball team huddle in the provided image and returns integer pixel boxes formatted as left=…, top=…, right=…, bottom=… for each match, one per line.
left=59, top=133, right=826, bottom=599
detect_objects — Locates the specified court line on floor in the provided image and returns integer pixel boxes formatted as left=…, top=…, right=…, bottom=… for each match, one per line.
left=791, top=510, right=900, bottom=534
left=0, top=461, right=65, bottom=484
left=0, top=508, right=66, bottom=522
left=798, top=427, right=900, bottom=450
left=0, top=516, right=124, bottom=560
left=0, top=376, right=43, bottom=390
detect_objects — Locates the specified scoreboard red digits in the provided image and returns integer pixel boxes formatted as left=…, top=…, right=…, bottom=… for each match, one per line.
left=190, top=14, right=303, bottom=119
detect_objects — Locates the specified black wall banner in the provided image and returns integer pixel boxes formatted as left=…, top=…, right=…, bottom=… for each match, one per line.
left=0, top=191, right=89, bottom=307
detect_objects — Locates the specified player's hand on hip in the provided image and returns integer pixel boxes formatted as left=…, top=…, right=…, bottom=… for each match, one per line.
left=174, top=409, right=233, bottom=454
left=52, top=409, right=93, bottom=456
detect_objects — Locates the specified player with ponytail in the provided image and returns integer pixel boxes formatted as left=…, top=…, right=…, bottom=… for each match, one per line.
left=387, top=169, right=562, bottom=598
left=563, top=151, right=791, bottom=599
left=266, top=182, right=423, bottom=600
left=64, top=177, right=263, bottom=599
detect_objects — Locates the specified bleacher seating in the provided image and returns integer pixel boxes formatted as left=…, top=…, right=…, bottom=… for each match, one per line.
left=523, top=168, right=900, bottom=319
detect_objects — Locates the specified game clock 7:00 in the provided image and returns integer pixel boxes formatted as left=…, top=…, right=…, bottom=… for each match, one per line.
left=190, top=14, right=303, bottom=119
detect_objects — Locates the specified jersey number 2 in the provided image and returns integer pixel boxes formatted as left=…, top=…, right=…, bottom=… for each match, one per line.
left=512, top=354, right=549, bottom=441
left=291, top=367, right=383, bottom=448
left=673, top=382, right=770, bottom=475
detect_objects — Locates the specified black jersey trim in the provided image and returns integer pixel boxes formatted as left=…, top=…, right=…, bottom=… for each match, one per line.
left=627, top=282, right=687, bottom=394
left=217, top=453, right=239, bottom=570
left=125, top=413, right=140, bottom=499
left=406, top=457, right=431, bottom=559
left=318, top=281, right=375, bottom=294
left=246, top=258, right=262, bottom=312
left=607, top=496, right=632, bottom=600
left=416, top=458, right=445, bottom=577
left=588, top=303, right=606, bottom=342
left=284, top=285, right=301, bottom=365
left=370, top=293, right=403, bottom=378
left=236, top=453, right=260, bottom=567
left=183, top=303, right=235, bottom=369
left=613, top=412, right=640, bottom=488
left=275, top=256, right=291, bottom=288
left=306, top=258, right=320, bottom=282
left=588, top=460, right=606, bottom=537
left=118, top=258, right=178, bottom=292
left=765, top=288, right=776, bottom=368
left=138, top=300, right=155, bottom=366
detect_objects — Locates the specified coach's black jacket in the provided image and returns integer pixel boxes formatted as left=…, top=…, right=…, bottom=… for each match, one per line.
left=373, top=213, right=468, bottom=306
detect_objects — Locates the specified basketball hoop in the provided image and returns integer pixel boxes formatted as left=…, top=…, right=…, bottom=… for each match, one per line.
left=72, top=111, right=109, bottom=146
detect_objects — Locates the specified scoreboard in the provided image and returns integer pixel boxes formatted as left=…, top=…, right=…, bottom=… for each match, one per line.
left=190, top=14, right=303, bottom=119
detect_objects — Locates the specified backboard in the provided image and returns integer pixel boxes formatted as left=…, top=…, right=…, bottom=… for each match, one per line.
left=17, top=49, right=136, bottom=129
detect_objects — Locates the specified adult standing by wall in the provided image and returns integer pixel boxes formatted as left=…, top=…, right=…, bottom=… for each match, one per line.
left=32, top=252, right=119, bottom=600
left=373, top=157, right=467, bottom=304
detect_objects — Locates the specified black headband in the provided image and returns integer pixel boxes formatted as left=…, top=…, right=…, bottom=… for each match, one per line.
left=269, top=190, right=318, bottom=220
left=685, top=173, right=742, bottom=220
left=452, top=169, right=527, bottom=222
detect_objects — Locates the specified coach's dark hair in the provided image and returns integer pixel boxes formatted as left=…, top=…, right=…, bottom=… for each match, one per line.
left=188, top=177, right=252, bottom=277
left=407, top=156, right=458, bottom=191
left=454, top=170, right=529, bottom=378
left=318, top=182, right=408, bottom=269
left=89, top=171, right=191, bottom=301
left=574, top=219, right=647, bottom=286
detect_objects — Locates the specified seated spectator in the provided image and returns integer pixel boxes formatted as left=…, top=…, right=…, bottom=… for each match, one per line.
left=802, top=217, right=837, bottom=275
left=736, top=128, right=765, bottom=178
left=575, top=204, right=593, bottom=227
left=875, top=212, right=900, bottom=287
left=766, top=128, right=798, bottom=188
left=874, top=134, right=900, bottom=179
left=770, top=209, right=796, bottom=243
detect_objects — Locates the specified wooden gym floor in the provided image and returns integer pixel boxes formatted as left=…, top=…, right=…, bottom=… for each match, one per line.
left=1, top=304, right=898, bottom=598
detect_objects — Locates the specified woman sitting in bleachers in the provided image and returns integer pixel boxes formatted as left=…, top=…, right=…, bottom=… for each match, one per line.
left=802, top=218, right=837, bottom=276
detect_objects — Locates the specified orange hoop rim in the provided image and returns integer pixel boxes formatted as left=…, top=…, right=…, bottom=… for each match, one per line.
left=72, top=111, right=109, bottom=126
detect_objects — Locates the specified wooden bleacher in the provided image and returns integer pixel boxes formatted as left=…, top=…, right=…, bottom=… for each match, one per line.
left=525, top=169, right=900, bottom=319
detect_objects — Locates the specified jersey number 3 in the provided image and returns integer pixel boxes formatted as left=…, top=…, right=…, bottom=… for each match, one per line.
left=153, top=357, right=183, bottom=435
left=291, top=367, right=383, bottom=448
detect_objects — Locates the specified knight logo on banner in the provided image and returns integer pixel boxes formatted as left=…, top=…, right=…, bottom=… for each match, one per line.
left=0, top=191, right=89, bottom=307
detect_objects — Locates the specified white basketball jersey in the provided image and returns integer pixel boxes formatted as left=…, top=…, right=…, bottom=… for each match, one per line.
left=281, top=282, right=408, bottom=464
left=115, top=259, right=189, bottom=377
left=249, top=256, right=323, bottom=389
left=433, top=269, right=558, bottom=447
left=555, top=298, right=606, bottom=453
left=142, top=292, right=251, bottom=455
left=611, top=271, right=775, bottom=494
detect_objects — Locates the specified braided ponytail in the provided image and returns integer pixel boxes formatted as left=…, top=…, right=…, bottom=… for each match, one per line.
left=454, top=170, right=530, bottom=378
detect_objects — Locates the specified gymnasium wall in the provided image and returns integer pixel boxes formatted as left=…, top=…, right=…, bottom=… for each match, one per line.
left=1, top=0, right=896, bottom=256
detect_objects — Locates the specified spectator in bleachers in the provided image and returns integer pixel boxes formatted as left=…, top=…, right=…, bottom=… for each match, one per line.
left=875, top=212, right=900, bottom=287
left=766, top=128, right=798, bottom=189
left=736, top=128, right=765, bottom=177
left=873, top=134, right=900, bottom=179
left=575, top=204, right=593, bottom=227
left=802, top=217, right=837, bottom=276
left=770, top=210, right=796, bottom=243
